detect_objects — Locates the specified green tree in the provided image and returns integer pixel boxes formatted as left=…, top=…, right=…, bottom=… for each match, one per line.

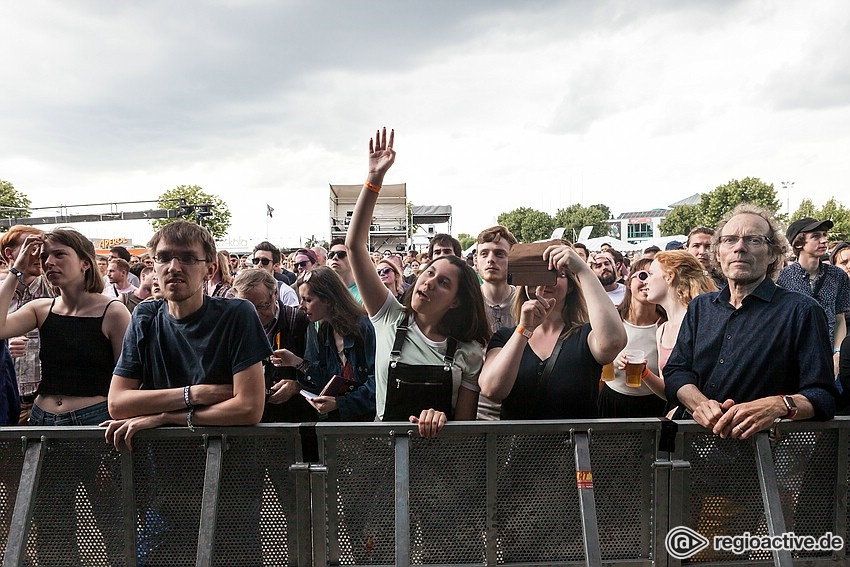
left=790, top=199, right=817, bottom=221
left=151, top=185, right=231, bottom=239
left=700, top=177, right=781, bottom=229
left=553, top=203, right=611, bottom=240
left=497, top=207, right=554, bottom=243
left=0, top=179, right=33, bottom=231
left=659, top=204, right=702, bottom=236
left=457, top=232, right=476, bottom=251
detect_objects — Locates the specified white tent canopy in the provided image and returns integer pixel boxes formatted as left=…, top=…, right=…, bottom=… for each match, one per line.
left=578, top=236, right=643, bottom=252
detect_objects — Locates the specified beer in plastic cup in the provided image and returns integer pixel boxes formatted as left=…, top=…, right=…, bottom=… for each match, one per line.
left=601, top=362, right=615, bottom=381
left=624, top=349, right=646, bottom=387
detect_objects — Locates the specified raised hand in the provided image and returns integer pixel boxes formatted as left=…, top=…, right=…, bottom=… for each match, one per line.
left=367, top=127, right=396, bottom=183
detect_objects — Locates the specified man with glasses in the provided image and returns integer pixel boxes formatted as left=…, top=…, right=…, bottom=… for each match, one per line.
left=778, top=218, right=849, bottom=373
left=103, top=220, right=270, bottom=564
left=665, top=204, right=837, bottom=438
left=252, top=241, right=299, bottom=307
left=475, top=225, right=519, bottom=420
left=327, top=238, right=362, bottom=303
left=292, top=247, right=319, bottom=275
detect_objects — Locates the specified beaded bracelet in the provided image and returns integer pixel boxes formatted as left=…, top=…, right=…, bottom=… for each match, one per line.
left=183, top=385, right=193, bottom=408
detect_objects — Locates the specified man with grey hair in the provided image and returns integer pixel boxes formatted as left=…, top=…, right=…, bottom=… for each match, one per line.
left=665, top=204, right=837, bottom=437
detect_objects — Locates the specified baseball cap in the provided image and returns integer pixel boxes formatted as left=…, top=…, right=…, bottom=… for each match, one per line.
left=785, top=218, right=833, bottom=245
left=665, top=240, right=684, bottom=251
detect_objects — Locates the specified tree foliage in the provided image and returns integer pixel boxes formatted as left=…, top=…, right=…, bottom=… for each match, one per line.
left=457, top=232, right=476, bottom=251
left=700, top=177, right=781, bottom=229
left=659, top=204, right=702, bottom=236
left=791, top=197, right=850, bottom=242
left=553, top=204, right=611, bottom=241
left=151, top=185, right=231, bottom=239
left=497, top=207, right=555, bottom=243
left=0, top=179, right=32, bottom=231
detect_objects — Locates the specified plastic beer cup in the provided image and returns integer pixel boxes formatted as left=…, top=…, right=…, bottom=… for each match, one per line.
left=624, top=349, right=646, bottom=387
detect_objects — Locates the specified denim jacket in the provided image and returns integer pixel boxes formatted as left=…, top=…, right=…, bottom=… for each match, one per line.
left=303, top=316, right=376, bottom=421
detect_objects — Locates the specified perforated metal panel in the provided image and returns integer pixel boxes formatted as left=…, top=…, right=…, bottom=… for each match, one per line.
left=496, top=432, right=584, bottom=564
left=684, top=433, right=769, bottom=563
left=27, top=438, right=125, bottom=566
left=409, top=435, right=487, bottom=564
left=327, top=435, right=395, bottom=565
left=254, top=435, right=299, bottom=567
left=133, top=437, right=206, bottom=567
left=590, top=429, right=654, bottom=560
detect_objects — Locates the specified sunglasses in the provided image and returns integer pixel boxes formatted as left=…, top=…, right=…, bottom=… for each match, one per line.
left=377, top=267, right=393, bottom=276
left=252, top=257, right=272, bottom=266
left=295, top=260, right=311, bottom=269
left=328, top=250, right=348, bottom=260
left=632, top=270, right=649, bottom=282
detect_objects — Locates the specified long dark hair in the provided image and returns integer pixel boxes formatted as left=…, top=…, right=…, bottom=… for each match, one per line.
left=297, top=266, right=366, bottom=339
left=403, top=255, right=491, bottom=346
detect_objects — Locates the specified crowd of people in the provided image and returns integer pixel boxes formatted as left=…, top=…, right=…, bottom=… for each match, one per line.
left=0, top=127, right=849, bottom=561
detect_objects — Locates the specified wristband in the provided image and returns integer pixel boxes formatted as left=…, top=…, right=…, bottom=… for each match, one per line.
left=642, top=366, right=650, bottom=379
left=365, top=181, right=381, bottom=194
left=8, top=267, right=24, bottom=284
left=516, top=325, right=533, bottom=339
left=187, top=407, right=195, bottom=432
left=296, top=358, right=310, bottom=373
left=183, top=385, right=193, bottom=408
left=835, top=348, right=841, bottom=354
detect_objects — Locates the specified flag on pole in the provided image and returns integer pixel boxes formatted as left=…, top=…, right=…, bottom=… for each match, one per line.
left=266, top=204, right=274, bottom=218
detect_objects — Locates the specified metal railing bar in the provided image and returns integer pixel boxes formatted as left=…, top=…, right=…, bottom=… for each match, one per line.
left=754, top=432, right=793, bottom=567
left=2, top=437, right=45, bottom=567
left=195, top=435, right=224, bottom=567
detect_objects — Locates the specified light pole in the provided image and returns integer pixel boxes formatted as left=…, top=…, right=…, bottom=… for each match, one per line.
left=781, top=181, right=794, bottom=216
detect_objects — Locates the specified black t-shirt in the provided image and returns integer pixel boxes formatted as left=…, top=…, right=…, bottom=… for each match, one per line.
left=487, top=323, right=601, bottom=419
left=115, top=296, right=272, bottom=388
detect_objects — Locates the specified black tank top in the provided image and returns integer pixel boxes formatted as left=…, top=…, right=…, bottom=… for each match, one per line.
left=37, top=299, right=118, bottom=397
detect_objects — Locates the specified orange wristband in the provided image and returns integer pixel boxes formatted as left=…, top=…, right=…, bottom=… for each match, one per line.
left=365, top=181, right=381, bottom=193
left=516, top=325, right=533, bottom=339
left=642, top=367, right=650, bottom=378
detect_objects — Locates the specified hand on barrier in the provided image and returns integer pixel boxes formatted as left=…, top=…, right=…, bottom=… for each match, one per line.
left=101, top=414, right=167, bottom=451
left=714, top=397, right=786, bottom=440
left=410, top=408, right=447, bottom=438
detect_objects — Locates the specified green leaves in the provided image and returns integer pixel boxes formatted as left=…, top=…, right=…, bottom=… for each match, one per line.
left=152, top=185, right=231, bottom=239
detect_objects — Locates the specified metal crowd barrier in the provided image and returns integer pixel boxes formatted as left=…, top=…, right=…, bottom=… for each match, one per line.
left=0, top=418, right=847, bottom=567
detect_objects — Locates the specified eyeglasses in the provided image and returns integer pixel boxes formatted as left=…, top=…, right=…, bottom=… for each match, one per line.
left=718, top=235, right=771, bottom=248
left=252, top=257, right=272, bottom=266
left=295, top=260, right=311, bottom=269
left=632, top=270, right=649, bottom=282
left=154, top=252, right=206, bottom=265
left=328, top=250, right=348, bottom=260
left=377, top=267, right=393, bottom=276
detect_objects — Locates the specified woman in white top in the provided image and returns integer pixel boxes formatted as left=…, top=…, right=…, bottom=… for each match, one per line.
left=345, top=128, right=491, bottom=437
left=598, top=257, right=667, bottom=417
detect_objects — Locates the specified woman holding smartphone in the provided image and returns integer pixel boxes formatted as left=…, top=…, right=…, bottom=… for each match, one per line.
left=345, top=127, right=490, bottom=437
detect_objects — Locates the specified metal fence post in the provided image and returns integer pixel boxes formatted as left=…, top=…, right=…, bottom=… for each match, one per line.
left=3, top=436, right=45, bottom=567
left=393, top=430, right=411, bottom=567
left=196, top=435, right=224, bottom=567
left=754, top=432, right=793, bottom=567
left=120, top=447, right=138, bottom=567
left=485, top=432, right=498, bottom=566
left=572, top=430, right=602, bottom=567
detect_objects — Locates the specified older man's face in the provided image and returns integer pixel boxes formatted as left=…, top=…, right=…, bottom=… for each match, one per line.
left=717, top=213, right=773, bottom=285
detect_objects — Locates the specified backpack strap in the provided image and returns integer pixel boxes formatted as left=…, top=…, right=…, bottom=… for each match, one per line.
left=536, top=335, right=565, bottom=390
left=443, top=337, right=459, bottom=371
left=390, top=311, right=411, bottom=367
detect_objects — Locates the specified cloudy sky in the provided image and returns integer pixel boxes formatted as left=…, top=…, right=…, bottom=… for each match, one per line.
left=2, top=0, right=849, bottom=248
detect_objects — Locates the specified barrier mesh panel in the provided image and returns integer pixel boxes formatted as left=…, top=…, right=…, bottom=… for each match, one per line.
left=328, top=435, right=395, bottom=566
left=254, top=435, right=298, bottom=567
left=591, top=429, right=652, bottom=560
left=27, top=439, right=125, bottom=567
left=773, top=430, right=837, bottom=559
left=134, top=437, right=206, bottom=567
left=409, top=435, right=487, bottom=564
left=496, top=433, right=583, bottom=564
left=0, top=439, right=24, bottom=561
left=684, top=433, right=768, bottom=563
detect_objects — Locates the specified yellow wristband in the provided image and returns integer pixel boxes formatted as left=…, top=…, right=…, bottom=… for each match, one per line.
left=365, top=181, right=381, bottom=193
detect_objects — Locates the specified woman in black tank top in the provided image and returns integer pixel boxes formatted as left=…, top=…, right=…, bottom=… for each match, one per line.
left=0, top=228, right=131, bottom=564
left=0, top=228, right=131, bottom=423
